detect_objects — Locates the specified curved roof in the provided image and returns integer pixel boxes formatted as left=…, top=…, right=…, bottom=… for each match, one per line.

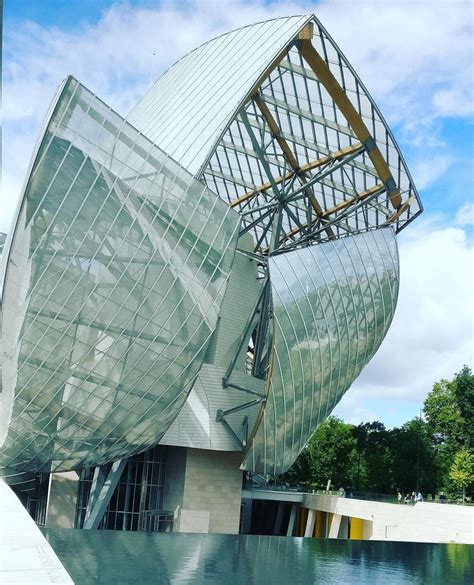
left=127, top=15, right=312, bottom=176
left=129, top=14, right=422, bottom=249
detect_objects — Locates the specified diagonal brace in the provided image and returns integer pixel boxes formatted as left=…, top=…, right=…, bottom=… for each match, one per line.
left=83, top=459, right=126, bottom=529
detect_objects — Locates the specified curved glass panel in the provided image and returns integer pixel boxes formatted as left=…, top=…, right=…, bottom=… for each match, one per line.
left=243, top=227, right=399, bottom=475
left=0, top=77, right=239, bottom=476
left=127, top=16, right=311, bottom=176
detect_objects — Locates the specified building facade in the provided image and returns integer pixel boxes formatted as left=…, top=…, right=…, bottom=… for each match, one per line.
left=0, top=15, right=421, bottom=534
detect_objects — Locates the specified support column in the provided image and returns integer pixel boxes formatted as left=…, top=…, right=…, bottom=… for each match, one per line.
left=286, top=503, right=298, bottom=536
left=328, top=513, right=342, bottom=538
left=85, top=466, right=108, bottom=519
left=83, top=460, right=126, bottom=529
left=273, top=501, right=285, bottom=535
left=339, top=515, right=349, bottom=539
left=304, top=508, right=316, bottom=537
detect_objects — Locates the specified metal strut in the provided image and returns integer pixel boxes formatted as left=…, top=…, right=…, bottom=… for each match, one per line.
left=222, top=280, right=267, bottom=387
left=216, top=397, right=266, bottom=451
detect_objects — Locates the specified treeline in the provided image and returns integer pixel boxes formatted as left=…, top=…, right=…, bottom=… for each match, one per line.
left=283, top=366, right=474, bottom=500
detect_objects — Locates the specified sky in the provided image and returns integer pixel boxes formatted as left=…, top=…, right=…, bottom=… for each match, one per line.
left=2, top=0, right=473, bottom=429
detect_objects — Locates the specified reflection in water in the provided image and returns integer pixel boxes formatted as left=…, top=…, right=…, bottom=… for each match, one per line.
left=42, top=529, right=474, bottom=585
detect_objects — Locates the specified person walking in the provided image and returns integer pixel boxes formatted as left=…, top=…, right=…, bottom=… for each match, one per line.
left=397, top=491, right=402, bottom=504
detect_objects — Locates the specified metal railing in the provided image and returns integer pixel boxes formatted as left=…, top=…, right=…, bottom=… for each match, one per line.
left=246, top=479, right=473, bottom=506
left=138, top=509, right=174, bottom=532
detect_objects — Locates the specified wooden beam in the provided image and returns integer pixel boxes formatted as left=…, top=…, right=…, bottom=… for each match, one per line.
left=278, top=183, right=384, bottom=244
left=386, top=195, right=415, bottom=223
left=229, top=142, right=364, bottom=208
left=321, top=184, right=384, bottom=218
left=299, top=39, right=401, bottom=209
left=298, top=22, right=314, bottom=40
left=253, top=94, right=301, bottom=171
left=253, top=93, right=334, bottom=237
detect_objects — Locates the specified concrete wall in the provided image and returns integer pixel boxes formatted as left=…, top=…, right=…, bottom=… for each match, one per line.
left=303, top=494, right=474, bottom=544
left=164, top=447, right=243, bottom=534
left=46, top=471, right=79, bottom=529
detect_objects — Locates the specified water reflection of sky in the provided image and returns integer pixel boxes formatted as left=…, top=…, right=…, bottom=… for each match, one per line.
left=42, top=529, right=473, bottom=585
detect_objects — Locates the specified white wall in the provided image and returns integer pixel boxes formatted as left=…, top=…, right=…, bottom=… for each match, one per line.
left=303, top=494, right=474, bottom=544
left=160, top=248, right=263, bottom=451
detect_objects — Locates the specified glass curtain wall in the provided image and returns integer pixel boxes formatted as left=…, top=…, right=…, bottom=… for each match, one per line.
left=244, top=227, right=399, bottom=475
left=0, top=77, right=240, bottom=476
left=75, top=445, right=168, bottom=532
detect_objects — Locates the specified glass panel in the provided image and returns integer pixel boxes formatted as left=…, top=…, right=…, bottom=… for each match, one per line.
left=243, top=227, right=399, bottom=475
left=0, top=77, right=240, bottom=476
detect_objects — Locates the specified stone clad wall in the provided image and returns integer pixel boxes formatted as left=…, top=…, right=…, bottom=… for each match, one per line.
left=163, top=447, right=243, bottom=534
left=46, top=471, right=79, bottom=529
left=183, top=449, right=243, bottom=534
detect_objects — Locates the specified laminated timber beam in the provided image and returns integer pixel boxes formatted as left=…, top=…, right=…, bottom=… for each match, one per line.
left=386, top=195, right=415, bottom=224
left=229, top=142, right=364, bottom=208
left=252, top=92, right=335, bottom=239
left=275, top=183, right=384, bottom=246
left=298, top=39, right=402, bottom=210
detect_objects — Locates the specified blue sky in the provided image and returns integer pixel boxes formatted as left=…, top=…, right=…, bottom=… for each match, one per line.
left=2, top=0, right=473, bottom=428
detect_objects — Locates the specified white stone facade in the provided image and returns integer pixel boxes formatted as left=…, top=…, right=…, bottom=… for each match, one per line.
left=164, top=447, right=243, bottom=534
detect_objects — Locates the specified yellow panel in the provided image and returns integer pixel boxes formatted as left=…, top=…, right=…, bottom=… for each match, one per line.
left=298, top=507, right=308, bottom=537
left=314, top=510, right=324, bottom=538
left=350, top=517, right=364, bottom=540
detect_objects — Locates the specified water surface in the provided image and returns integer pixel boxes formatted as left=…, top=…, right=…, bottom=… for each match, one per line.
left=42, top=529, right=474, bottom=584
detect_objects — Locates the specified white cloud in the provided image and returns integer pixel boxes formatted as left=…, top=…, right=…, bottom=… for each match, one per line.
left=455, top=202, right=474, bottom=226
left=2, top=0, right=473, bottom=232
left=335, top=217, right=474, bottom=425
left=410, top=155, right=453, bottom=191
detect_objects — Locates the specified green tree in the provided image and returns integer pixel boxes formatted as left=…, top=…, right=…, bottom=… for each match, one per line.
left=453, top=366, right=474, bottom=446
left=423, top=378, right=464, bottom=447
left=423, top=368, right=473, bottom=493
left=306, top=416, right=357, bottom=489
left=389, top=418, right=437, bottom=495
left=353, top=422, right=393, bottom=493
left=449, top=448, right=474, bottom=503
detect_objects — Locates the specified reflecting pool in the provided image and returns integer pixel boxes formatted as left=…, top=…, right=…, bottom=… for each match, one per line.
left=42, top=529, right=473, bottom=584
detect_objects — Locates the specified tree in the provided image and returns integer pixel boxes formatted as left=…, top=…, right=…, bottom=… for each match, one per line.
left=423, top=378, right=464, bottom=447
left=353, top=422, right=393, bottom=493
left=453, top=366, right=474, bottom=447
left=389, top=418, right=437, bottom=495
left=423, top=368, right=473, bottom=493
left=449, top=448, right=474, bottom=503
left=306, top=417, right=357, bottom=489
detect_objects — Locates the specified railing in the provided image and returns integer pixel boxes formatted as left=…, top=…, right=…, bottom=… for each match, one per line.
left=247, top=481, right=473, bottom=506
left=138, top=509, right=174, bottom=532
left=309, top=490, right=473, bottom=506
